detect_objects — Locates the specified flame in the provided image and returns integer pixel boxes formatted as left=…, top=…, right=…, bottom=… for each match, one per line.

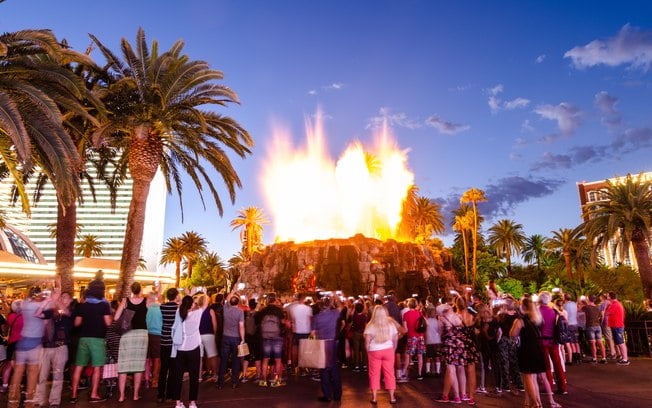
left=262, top=113, right=414, bottom=243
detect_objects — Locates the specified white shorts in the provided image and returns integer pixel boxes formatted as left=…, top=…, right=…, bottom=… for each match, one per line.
left=200, top=334, right=218, bottom=358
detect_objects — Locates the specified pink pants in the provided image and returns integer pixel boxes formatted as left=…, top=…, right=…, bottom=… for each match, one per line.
left=367, top=347, right=396, bottom=391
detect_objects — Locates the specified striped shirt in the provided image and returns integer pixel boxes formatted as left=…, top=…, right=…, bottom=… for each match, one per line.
left=160, top=302, right=179, bottom=347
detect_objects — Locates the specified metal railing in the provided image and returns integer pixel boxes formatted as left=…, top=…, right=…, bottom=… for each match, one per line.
left=624, top=320, right=652, bottom=357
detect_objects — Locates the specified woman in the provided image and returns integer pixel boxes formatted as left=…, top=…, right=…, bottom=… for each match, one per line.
left=474, top=303, right=493, bottom=394
left=510, top=297, right=560, bottom=408
left=114, top=282, right=148, bottom=402
left=402, top=298, right=425, bottom=380
left=172, top=295, right=206, bottom=408
left=424, top=307, right=441, bottom=376
left=553, top=298, right=573, bottom=364
left=350, top=302, right=368, bottom=372
left=364, top=305, right=398, bottom=404
left=435, top=302, right=466, bottom=404
left=1, top=300, right=22, bottom=393
left=456, top=296, right=479, bottom=405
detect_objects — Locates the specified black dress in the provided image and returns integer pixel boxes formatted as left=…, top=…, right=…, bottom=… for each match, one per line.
left=517, top=315, right=547, bottom=374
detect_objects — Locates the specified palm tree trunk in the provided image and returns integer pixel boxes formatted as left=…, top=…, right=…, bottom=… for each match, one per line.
left=175, top=261, right=181, bottom=288
left=462, top=229, right=469, bottom=284
left=563, top=250, right=573, bottom=279
left=55, top=200, right=76, bottom=294
left=506, top=247, right=512, bottom=277
left=187, top=259, right=194, bottom=280
left=472, top=202, right=478, bottom=283
left=632, top=232, right=652, bottom=301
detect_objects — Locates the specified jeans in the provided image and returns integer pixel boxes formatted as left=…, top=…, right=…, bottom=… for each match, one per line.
left=319, top=340, right=341, bottom=400
left=172, top=347, right=200, bottom=401
left=157, top=345, right=174, bottom=399
left=219, top=336, right=242, bottom=385
left=36, top=345, right=68, bottom=406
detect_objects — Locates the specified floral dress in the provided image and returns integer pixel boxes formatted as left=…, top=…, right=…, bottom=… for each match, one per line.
left=441, top=318, right=466, bottom=366
left=460, top=324, right=480, bottom=365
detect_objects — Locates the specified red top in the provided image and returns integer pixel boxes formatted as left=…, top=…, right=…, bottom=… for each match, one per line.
left=7, top=312, right=23, bottom=344
left=403, top=309, right=423, bottom=338
left=606, top=300, right=625, bottom=328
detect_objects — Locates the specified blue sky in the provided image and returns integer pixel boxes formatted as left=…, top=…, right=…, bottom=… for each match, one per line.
left=3, top=1, right=652, bottom=259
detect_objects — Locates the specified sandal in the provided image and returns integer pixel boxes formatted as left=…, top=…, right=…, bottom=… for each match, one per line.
left=370, top=400, right=377, bottom=405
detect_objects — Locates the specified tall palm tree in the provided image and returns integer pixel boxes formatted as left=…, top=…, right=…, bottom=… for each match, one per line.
left=523, top=234, right=547, bottom=271
left=487, top=219, right=526, bottom=277
left=546, top=227, right=582, bottom=279
left=90, top=29, right=253, bottom=298
left=160, top=237, right=185, bottom=288
left=75, top=234, right=104, bottom=258
left=453, top=212, right=473, bottom=283
left=230, top=206, right=269, bottom=259
left=410, top=196, right=445, bottom=242
left=179, top=231, right=207, bottom=281
left=460, top=188, right=487, bottom=282
left=583, top=174, right=652, bottom=300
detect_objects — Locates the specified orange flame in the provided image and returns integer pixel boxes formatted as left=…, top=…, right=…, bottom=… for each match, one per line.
left=262, top=112, right=414, bottom=243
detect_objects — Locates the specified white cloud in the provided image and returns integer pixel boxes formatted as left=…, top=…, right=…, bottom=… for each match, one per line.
left=308, top=89, right=317, bottom=95
left=593, top=91, right=618, bottom=115
left=488, top=84, right=504, bottom=96
left=425, top=115, right=470, bottom=135
left=504, top=97, right=531, bottom=110
left=534, top=102, right=582, bottom=141
left=323, top=82, right=344, bottom=91
left=536, top=54, right=546, bottom=63
left=366, top=107, right=422, bottom=130
left=564, top=24, right=652, bottom=71
left=509, top=152, right=523, bottom=160
left=521, top=119, right=535, bottom=132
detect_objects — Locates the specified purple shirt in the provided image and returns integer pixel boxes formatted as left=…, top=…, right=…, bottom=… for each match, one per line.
left=539, top=304, right=556, bottom=346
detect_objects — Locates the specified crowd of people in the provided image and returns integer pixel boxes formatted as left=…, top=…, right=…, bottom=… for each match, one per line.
left=0, top=277, right=632, bottom=408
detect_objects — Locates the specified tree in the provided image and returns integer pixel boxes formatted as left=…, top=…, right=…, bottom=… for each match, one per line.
left=460, top=188, right=487, bottom=283
left=523, top=234, right=547, bottom=271
left=179, top=231, right=207, bottom=281
left=75, top=234, right=104, bottom=258
left=190, top=251, right=226, bottom=288
left=583, top=174, right=652, bottom=301
left=230, top=206, right=269, bottom=259
left=410, top=196, right=445, bottom=240
left=453, top=212, right=473, bottom=283
left=546, top=227, right=582, bottom=279
left=487, top=219, right=525, bottom=277
left=90, top=29, right=253, bottom=298
left=160, top=237, right=184, bottom=288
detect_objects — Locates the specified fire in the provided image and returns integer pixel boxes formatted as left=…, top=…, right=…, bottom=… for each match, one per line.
left=262, top=113, right=414, bottom=243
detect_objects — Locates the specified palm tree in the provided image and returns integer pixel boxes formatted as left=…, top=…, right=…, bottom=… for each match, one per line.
left=453, top=212, right=473, bottom=283
left=160, top=237, right=185, bottom=288
left=191, top=251, right=226, bottom=287
left=487, top=219, right=526, bottom=277
left=90, top=29, right=253, bottom=298
left=460, top=188, right=487, bottom=282
left=230, top=207, right=269, bottom=259
left=410, top=196, right=445, bottom=241
left=523, top=234, right=547, bottom=271
left=546, top=227, right=582, bottom=279
left=583, top=174, right=652, bottom=300
left=179, top=231, right=208, bottom=281
left=75, top=234, right=104, bottom=258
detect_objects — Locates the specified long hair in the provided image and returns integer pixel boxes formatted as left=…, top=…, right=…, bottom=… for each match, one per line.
left=365, top=305, right=394, bottom=344
left=521, top=297, right=542, bottom=326
left=179, top=295, right=194, bottom=321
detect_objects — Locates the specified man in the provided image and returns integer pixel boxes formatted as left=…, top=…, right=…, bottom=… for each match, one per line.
left=599, top=294, right=617, bottom=359
left=218, top=294, right=245, bottom=389
left=70, top=280, right=112, bottom=403
left=311, top=297, right=342, bottom=403
left=563, top=294, right=581, bottom=364
left=583, top=295, right=606, bottom=364
left=157, top=288, right=179, bottom=403
left=605, top=292, right=629, bottom=366
left=384, top=292, right=405, bottom=381
left=538, top=291, right=568, bottom=395
left=8, top=287, right=47, bottom=408
left=288, top=293, right=313, bottom=375
left=256, top=293, right=287, bottom=387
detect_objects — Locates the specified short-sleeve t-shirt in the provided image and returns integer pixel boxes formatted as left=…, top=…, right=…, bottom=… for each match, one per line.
left=289, top=303, right=313, bottom=334
left=564, top=301, right=578, bottom=326
left=222, top=303, right=244, bottom=338
left=78, top=301, right=111, bottom=338
left=365, top=322, right=398, bottom=351
left=425, top=317, right=441, bottom=344
left=583, top=304, right=601, bottom=327
left=21, top=299, right=45, bottom=339
left=606, top=300, right=625, bottom=328
left=403, top=309, right=423, bottom=338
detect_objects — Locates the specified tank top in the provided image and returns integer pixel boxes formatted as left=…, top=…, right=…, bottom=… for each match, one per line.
left=127, top=298, right=147, bottom=330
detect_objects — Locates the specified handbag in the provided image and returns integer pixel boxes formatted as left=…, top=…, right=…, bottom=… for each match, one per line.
left=416, top=316, right=427, bottom=334
left=116, top=308, right=135, bottom=335
left=237, top=342, right=250, bottom=357
left=103, top=355, right=118, bottom=379
left=298, top=338, right=333, bottom=369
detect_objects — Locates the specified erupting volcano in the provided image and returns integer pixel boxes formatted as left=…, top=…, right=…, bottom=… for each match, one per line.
left=262, top=113, right=414, bottom=243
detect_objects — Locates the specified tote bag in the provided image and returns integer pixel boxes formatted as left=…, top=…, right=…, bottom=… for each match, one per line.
left=298, top=338, right=333, bottom=369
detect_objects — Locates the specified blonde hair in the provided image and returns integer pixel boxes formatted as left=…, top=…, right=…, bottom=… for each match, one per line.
left=522, top=297, right=542, bottom=326
left=365, top=305, right=394, bottom=344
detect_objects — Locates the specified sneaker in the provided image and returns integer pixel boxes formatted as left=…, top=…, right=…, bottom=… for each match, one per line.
left=175, top=403, right=186, bottom=408
left=89, top=397, right=107, bottom=403
left=0, top=386, right=7, bottom=393
left=435, top=395, right=450, bottom=403
left=590, top=358, right=597, bottom=363
left=617, top=360, right=630, bottom=366
left=599, top=359, right=607, bottom=364
left=397, top=376, right=409, bottom=383
left=188, top=402, right=197, bottom=408
left=270, top=380, right=286, bottom=387
left=475, top=388, right=488, bottom=394
left=258, top=380, right=268, bottom=387
left=461, top=394, right=470, bottom=401
left=467, top=398, right=476, bottom=406
left=451, top=397, right=462, bottom=404
left=311, top=375, right=321, bottom=382
left=417, top=375, right=424, bottom=380
left=241, top=377, right=249, bottom=383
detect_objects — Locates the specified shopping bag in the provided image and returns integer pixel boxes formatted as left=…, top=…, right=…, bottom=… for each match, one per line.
left=298, top=338, right=333, bottom=369
left=102, top=363, right=118, bottom=379
left=237, top=342, right=250, bottom=357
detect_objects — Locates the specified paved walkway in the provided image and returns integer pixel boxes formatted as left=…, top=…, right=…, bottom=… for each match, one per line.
left=3, top=358, right=651, bottom=408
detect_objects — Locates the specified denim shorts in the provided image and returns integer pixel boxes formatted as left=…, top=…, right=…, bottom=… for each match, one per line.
left=611, top=327, right=625, bottom=345
left=15, top=345, right=42, bottom=365
left=586, top=326, right=602, bottom=341
left=262, top=338, right=284, bottom=359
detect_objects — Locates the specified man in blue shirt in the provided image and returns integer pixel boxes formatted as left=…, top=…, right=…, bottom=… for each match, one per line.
left=311, top=297, right=342, bottom=403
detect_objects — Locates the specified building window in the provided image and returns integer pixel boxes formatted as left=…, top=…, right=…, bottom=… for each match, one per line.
left=588, top=191, right=598, bottom=202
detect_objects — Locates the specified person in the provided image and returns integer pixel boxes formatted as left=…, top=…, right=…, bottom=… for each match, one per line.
left=384, top=292, right=404, bottom=382
left=311, top=296, right=342, bottom=403
left=496, top=299, right=524, bottom=394
left=8, top=287, right=48, bottom=408
left=424, top=306, right=441, bottom=377
left=114, top=282, right=149, bottom=402
left=103, top=300, right=121, bottom=399
left=71, top=279, right=112, bottom=403
left=435, top=302, right=466, bottom=404
left=157, top=288, right=179, bottom=403
left=171, top=295, right=206, bottom=408
left=256, top=293, right=287, bottom=387
left=146, top=292, right=162, bottom=388
left=198, top=295, right=219, bottom=382
left=350, top=302, right=367, bottom=372
left=486, top=280, right=499, bottom=303
left=510, top=297, right=560, bottom=408
left=242, top=298, right=261, bottom=382
left=599, top=294, right=617, bottom=359
left=553, top=298, right=573, bottom=364
left=288, top=293, right=313, bottom=375
left=538, top=291, right=568, bottom=395
left=563, top=294, right=581, bottom=364
left=605, top=292, right=629, bottom=365
left=218, top=293, right=245, bottom=389
left=455, top=296, right=478, bottom=404
left=583, top=295, right=606, bottom=363
left=474, top=303, right=492, bottom=394
left=2, top=300, right=23, bottom=393
left=36, top=291, right=73, bottom=408
left=364, top=305, right=398, bottom=404
left=402, top=298, right=425, bottom=380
